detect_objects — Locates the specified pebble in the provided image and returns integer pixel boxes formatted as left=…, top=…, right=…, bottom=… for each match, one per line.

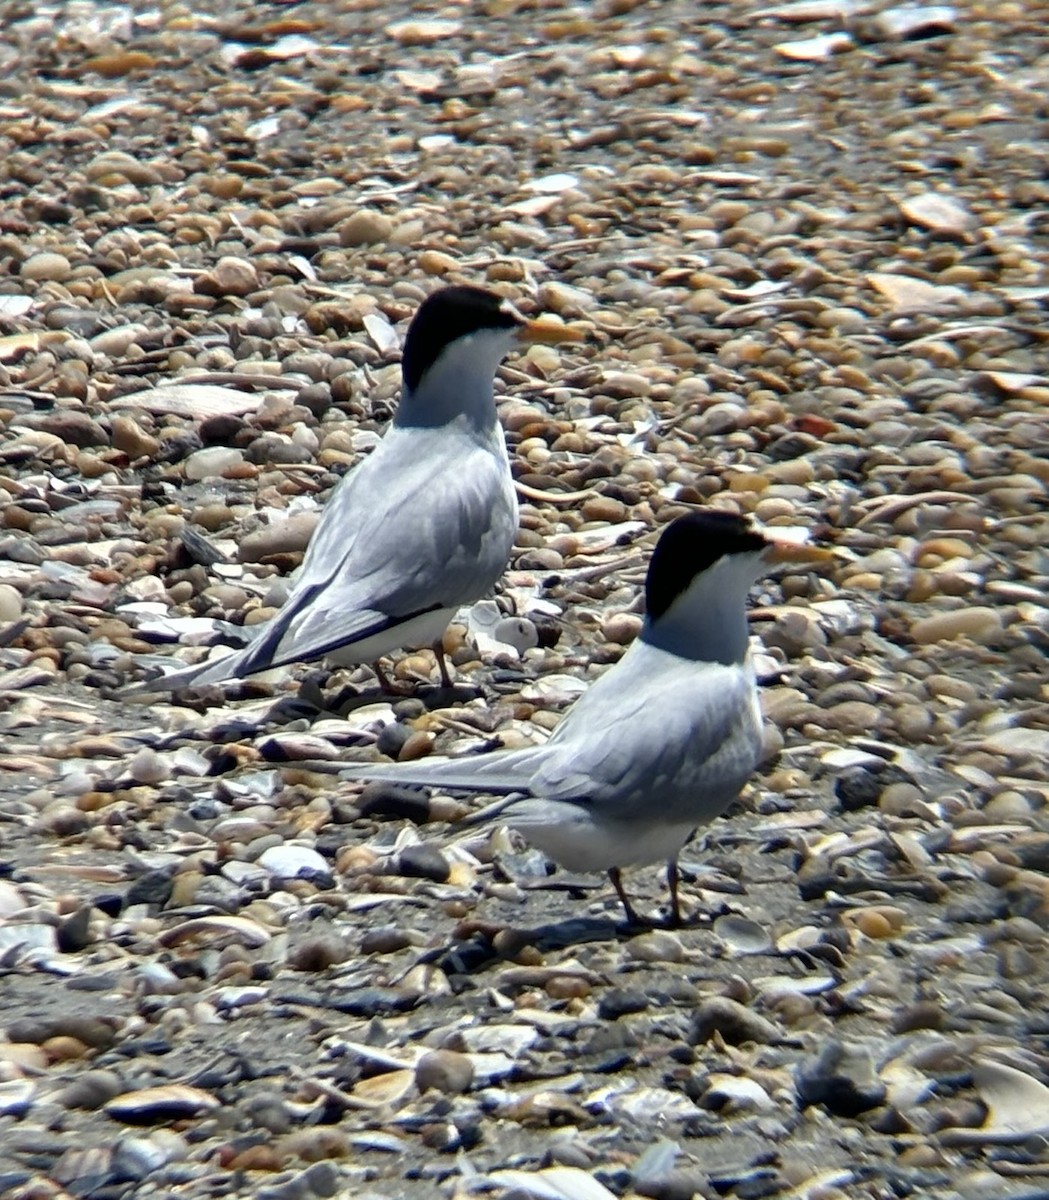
left=397, top=843, right=450, bottom=883
left=237, top=513, right=320, bottom=562
left=911, top=607, right=1004, bottom=645
left=0, top=3, right=1045, bottom=1191
left=0, top=583, right=23, bottom=622
left=195, top=256, right=258, bottom=297
left=184, top=446, right=245, bottom=481
left=602, top=612, right=643, bottom=645
left=338, top=209, right=394, bottom=246
left=21, top=251, right=72, bottom=282
left=414, top=1050, right=474, bottom=1095
left=689, top=998, right=780, bottom=1046
left=795, top=1041, right=887, bottom=1117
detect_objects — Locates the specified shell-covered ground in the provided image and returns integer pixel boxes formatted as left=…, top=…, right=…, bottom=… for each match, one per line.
left=1, top=1, right=1048, bottom=1197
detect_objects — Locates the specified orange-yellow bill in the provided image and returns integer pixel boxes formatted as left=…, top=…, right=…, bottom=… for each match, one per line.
left=763, top=540, right=835, bottom=565
left=518, top=319, right=586, bottom=345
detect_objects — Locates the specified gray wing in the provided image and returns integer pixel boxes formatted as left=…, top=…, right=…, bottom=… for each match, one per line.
left=254, top=426, right=516, bottom=666
left=343, top=641, right=762, bottom=827
left=343, top=740, right=550, bottom=795
left=527, top=641, right=763, bottom=824
left=138, top=427, right=516, bottom=689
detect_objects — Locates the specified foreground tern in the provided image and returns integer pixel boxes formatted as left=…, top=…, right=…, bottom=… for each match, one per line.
left=343, top=510, right=832, bottom=925
left=139, top=286, right=582, bottom=694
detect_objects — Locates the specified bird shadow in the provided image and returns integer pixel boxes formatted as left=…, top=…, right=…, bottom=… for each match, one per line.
left=421, top=912, right=665, bottom=980
left=320, top=680, right=484, bottom=716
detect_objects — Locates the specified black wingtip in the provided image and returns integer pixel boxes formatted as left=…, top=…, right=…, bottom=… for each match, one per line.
left=645, top=510, right=768, bottom=620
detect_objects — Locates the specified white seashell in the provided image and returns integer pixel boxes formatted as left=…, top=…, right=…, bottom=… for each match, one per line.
left=713, top=915, right=772, bottom=955
left=506, top=195, right=562, bottom=218
left=868, top=272, right=965, bottom=311
left=463, top=1051, right=517, bottom=1085
left=898, top=192, right=975, bottom=235
left=213, top=985, right=269, bottom=1011
left=0, top=923, right=58, bottom=958
left=519, top=674, right=589, bottom=704
left=244, top=116, right=281, bottom=141
left=493, top=617, right=539, bottom=656
left=157, top=915, right=273, bottom=949
left=351, top=1068, right=416, bottom=1108
left=456, top=1024, right=539, bottom=1056
left=105, top=1085, right=220, bottom=1120
left=0, top=296, right=33, bottom=317
left=385, top=18, right=462, bottom=44
left=880, top=1058, right=936, bottom=1111
left=608, top=1086, right=698, bottom=1122
left=363, top=312, right=399, bottom=354
left=524, top=173, right=579, bottom=194
left=773, top=33, right=853, bottom=60
left=0, top=1078, right=35, bottom=1117
left=873, top=4, right=955, bottom=39
left=117, top=383, right=292, bottom=419
left=753, top=973, right=838, bottom=997
left=978, top=727, right=1049, bottom=758
left=703, top=1073, right=776, bottom=1111
left=418, top=134, right=456, bottom=152
left=257, top=845, right=330, bottom=878
left=941, top=1059, right=1049, bottom=1143
left=393, top=69, right=443, bottom=92
left=0, top=880, right=26, bottom=918
left=488, top=1167, right=619, bottom=1200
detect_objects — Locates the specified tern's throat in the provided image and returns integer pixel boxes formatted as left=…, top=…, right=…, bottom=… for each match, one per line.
left=395, top=331, right=511, bottom=432
left=642, top=551, right=762, bottom=665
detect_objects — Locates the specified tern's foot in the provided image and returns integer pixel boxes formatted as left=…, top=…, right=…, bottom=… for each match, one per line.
left=370, top=661, right=418, bottom=695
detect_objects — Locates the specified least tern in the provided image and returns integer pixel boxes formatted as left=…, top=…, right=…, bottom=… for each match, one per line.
left=343, top=511, right=832, bottom=925
left=139, top=285, right=582, bottom=694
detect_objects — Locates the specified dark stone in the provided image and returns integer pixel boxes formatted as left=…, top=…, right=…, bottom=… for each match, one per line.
left=244, top=437, right=313, bottom=466
left=833, top=764, right=883, bottom=810
left=6, top=1017, right=116, bottom=1050
left=360, top=927, right=412, bottom=955
left=582, top=1022, right=638, bottom=1056
left=397, top=843, right=450, bottom=883
left=326, top=987, right=421, bottom=1017
left=125, top=868, right=174, bottom=909
left=375, top=722, right=412, bottom=759
left=598, top=988, right=650, bottom=1020
left=56, top=905, right=93, bottom=953
left=795, top=1039, right=887, bottom=1117
left=199, top=414, right=245, bottom=445
left=357, top=782, right=430, bottom=823
left=296, top=382, right=333, bottom=417
left=33, top=411, right=108, bottom=448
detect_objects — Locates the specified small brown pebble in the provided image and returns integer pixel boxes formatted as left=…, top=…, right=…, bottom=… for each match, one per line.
left=43, top=1035, right=92, bottom=1063
left=546, top=975, right=592, bottom=1000
left=582, top=494, right=628, bottom=523
left=689, top=997, right=780, bottom=1046
left=285, top=934, right=348, bottom=972
left=415, top=1049, right=474, bottom=1095
left=602, top=612, right=643, bottom=645
left=361, top=927, right=412, bottom=954
left=890, top=1001, right=944, bottom=1034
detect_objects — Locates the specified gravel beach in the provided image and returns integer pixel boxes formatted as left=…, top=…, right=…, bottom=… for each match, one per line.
left=1, top=1, right=1048, bottom=1197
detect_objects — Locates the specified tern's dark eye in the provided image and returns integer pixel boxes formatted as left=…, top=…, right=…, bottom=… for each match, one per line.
left=401, top=286, right=522, bottom=393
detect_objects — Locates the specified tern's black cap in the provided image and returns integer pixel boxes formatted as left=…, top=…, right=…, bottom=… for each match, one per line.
left=646, top=511, right=768, bottom=620
left=401, top=286, right=522, bottom=394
